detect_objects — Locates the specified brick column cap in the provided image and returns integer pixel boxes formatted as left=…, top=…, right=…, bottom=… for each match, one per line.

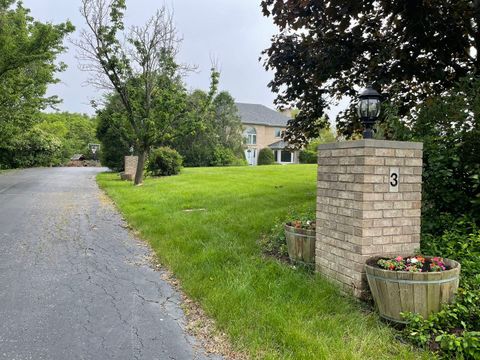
left=318, top=140, right=423, bottom=151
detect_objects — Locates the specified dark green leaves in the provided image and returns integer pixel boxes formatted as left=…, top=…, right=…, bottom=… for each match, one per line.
left=261, top=0, right=480, bottom=143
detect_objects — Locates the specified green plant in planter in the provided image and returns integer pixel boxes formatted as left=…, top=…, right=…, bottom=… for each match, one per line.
left=259, top=220, right=288, bottom=258
left=259, top=207, right=315, bottom=267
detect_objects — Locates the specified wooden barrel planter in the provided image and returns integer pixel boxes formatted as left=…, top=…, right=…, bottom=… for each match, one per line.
left=365, top=257, right=461, bottom=323
left=284, top=224, right=315, bottom=264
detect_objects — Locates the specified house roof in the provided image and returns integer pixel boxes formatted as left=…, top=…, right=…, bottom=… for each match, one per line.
left=268, top=140, right=289, bottom=150
left=236, top=103, right=290, bottom=127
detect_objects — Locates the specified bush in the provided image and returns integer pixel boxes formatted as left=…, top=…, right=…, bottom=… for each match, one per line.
left=258, top=148, right=275, bottom=165
left=299, top=149, right=317, bottom=164
left=211, top=146, right=246, bottom=167
left=147, top=147, right=183, bottom=176
left=403, top=289, right=480, bottom=360
left=422, top=217, right=480, bottom=285
left=403, top=218, right=480, bottom=359
left=299, top=129, right=335, bottom=164
left=378, top=79, right=480, bottom=236
left=0, top=128, right=63, bottom=168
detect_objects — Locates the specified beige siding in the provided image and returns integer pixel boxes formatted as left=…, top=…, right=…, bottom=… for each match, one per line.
left=243, top=123, right=283, bottom=149
left=243, top=123, right=299, bottom=164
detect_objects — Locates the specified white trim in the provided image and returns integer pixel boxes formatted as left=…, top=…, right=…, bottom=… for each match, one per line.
left=275, top=150, right=294, bottom=164
left=245, top=148, right=257, bottom=166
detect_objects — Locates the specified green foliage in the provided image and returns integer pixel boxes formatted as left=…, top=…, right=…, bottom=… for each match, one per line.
left=262, top=0, right=480, bottom=143
left=257, top=148, right=275, bottom=165
left=414, top=79, right=480, bottom=235
left=259, top=221, right=288, bottom=259
left=422, top=218, right=480, bottom=286
left=404, top=218, right=480, bottom=359
left=260, top=207, right=316, bottom=260
left=0, top=1, right=74, bottom=168
left=96, top=94, right=135, bottom=171
left=0, top=127, right=62, bottom=168
left=403, top=289, right=480, bottom=360
left=299, top=149, right=317, bottom=164
left=147, top=147, right=182, bottom=177
left=173, top=75, right=245, bottom=167
left=78, top=1, right=187, bottom=184
left=211, top=146, right=246, bottom=167
left=36, top=112, right=98, bottom=163
left=377, top=89, right=480, bottom=360
left=300, top=128, right=336, bottom=164
left=379, top=78, right=480, bottom=236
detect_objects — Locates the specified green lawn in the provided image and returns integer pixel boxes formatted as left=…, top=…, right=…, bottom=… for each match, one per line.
left=98, top=165, right=428, bottom=359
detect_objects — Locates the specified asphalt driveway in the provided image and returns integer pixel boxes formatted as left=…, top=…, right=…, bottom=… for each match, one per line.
left=0, top=168, right=216, bottom=360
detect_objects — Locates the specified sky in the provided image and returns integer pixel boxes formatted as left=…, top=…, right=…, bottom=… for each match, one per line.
left=22, top=0, right=344, bottom=122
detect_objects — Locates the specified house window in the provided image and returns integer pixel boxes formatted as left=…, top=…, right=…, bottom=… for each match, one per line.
left=244, top=127, right=257, bottom=145
left=281, top=151, right=292, bottom=163
left=274, top=128, right=282, bottom=138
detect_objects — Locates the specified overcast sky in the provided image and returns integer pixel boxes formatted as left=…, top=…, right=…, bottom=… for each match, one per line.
left=22, top=0, right=344, bottom=122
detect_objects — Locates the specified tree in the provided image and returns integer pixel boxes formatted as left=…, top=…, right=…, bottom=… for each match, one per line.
left=96, top=94, right=135, bottom=171
left=261, top=1, right=480, bottom=144
left=37, top=112, right=98, bottom=162
left=379, top=78, right=480, bottom=236
left=172, top=71, right=244, bottom=167
left=212, top=91, right=244, bottom=157
left=299, top=128, right=336, bottom=164
left=76, top=0, right=187, bottom=184
left=0, top=1, right=74, bottom=167
left=0, top=127, right=63, bottom=168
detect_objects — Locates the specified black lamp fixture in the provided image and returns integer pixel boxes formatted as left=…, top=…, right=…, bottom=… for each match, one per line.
left=358, top=84, right=382, bottom=139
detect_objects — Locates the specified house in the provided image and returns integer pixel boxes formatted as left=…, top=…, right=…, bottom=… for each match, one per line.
left=235, top=103, right=299, bottom=166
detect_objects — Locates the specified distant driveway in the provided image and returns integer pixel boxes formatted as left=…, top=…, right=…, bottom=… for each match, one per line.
left=0, top=168, right=215, bottom=360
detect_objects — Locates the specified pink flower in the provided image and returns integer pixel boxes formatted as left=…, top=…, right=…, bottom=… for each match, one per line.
left=395, top=256, right=403, bottom=262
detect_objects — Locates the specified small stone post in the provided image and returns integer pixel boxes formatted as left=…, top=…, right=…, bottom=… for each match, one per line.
left=121, top=155, right=138, bottom=181
left=316, top=140, right=423, bottom=298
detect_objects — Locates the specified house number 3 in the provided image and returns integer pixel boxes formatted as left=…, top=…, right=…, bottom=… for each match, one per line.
left=389, top=167, right=399, bottom=193
left=390, top=173, right=398, bottom=187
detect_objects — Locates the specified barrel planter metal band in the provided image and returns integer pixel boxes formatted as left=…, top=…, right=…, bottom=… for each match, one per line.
left=284, top=224, right=315, bottom=265
left=365, top=257, right=461, bottom=323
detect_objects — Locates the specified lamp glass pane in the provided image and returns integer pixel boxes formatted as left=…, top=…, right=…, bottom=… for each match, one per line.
left=366, top=99, right=381, bottom=117
left=358, top=99, right=369, bottom=117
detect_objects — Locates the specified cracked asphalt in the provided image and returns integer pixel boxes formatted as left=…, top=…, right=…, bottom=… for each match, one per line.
left=0, top=168, right=219, bottom=360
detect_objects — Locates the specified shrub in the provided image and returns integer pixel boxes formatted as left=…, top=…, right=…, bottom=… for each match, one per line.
left=378, top=79, right=480, bottom=236
left=299, top=129, right=336, bottom=164
left=403, top=218, right=480, bottom=359
left=147, top=147, right=183, bottom=176
left=422, top=217, right=480, bottom=285
left=299, top=149, right=317, bottom=164
left=211, top=146, right=246, bottom=167
left=2, top=128, right=63, bottom=168
left=258, top=148, right=275, bottom=165
left=403, top=289, right=480, bottom=360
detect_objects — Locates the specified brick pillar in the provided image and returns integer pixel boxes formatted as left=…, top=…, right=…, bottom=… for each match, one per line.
left=316, top=140, right=423, bottom=298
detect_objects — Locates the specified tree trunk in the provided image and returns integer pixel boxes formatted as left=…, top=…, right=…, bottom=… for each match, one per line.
left=134, top=151, right=146, bottom=186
